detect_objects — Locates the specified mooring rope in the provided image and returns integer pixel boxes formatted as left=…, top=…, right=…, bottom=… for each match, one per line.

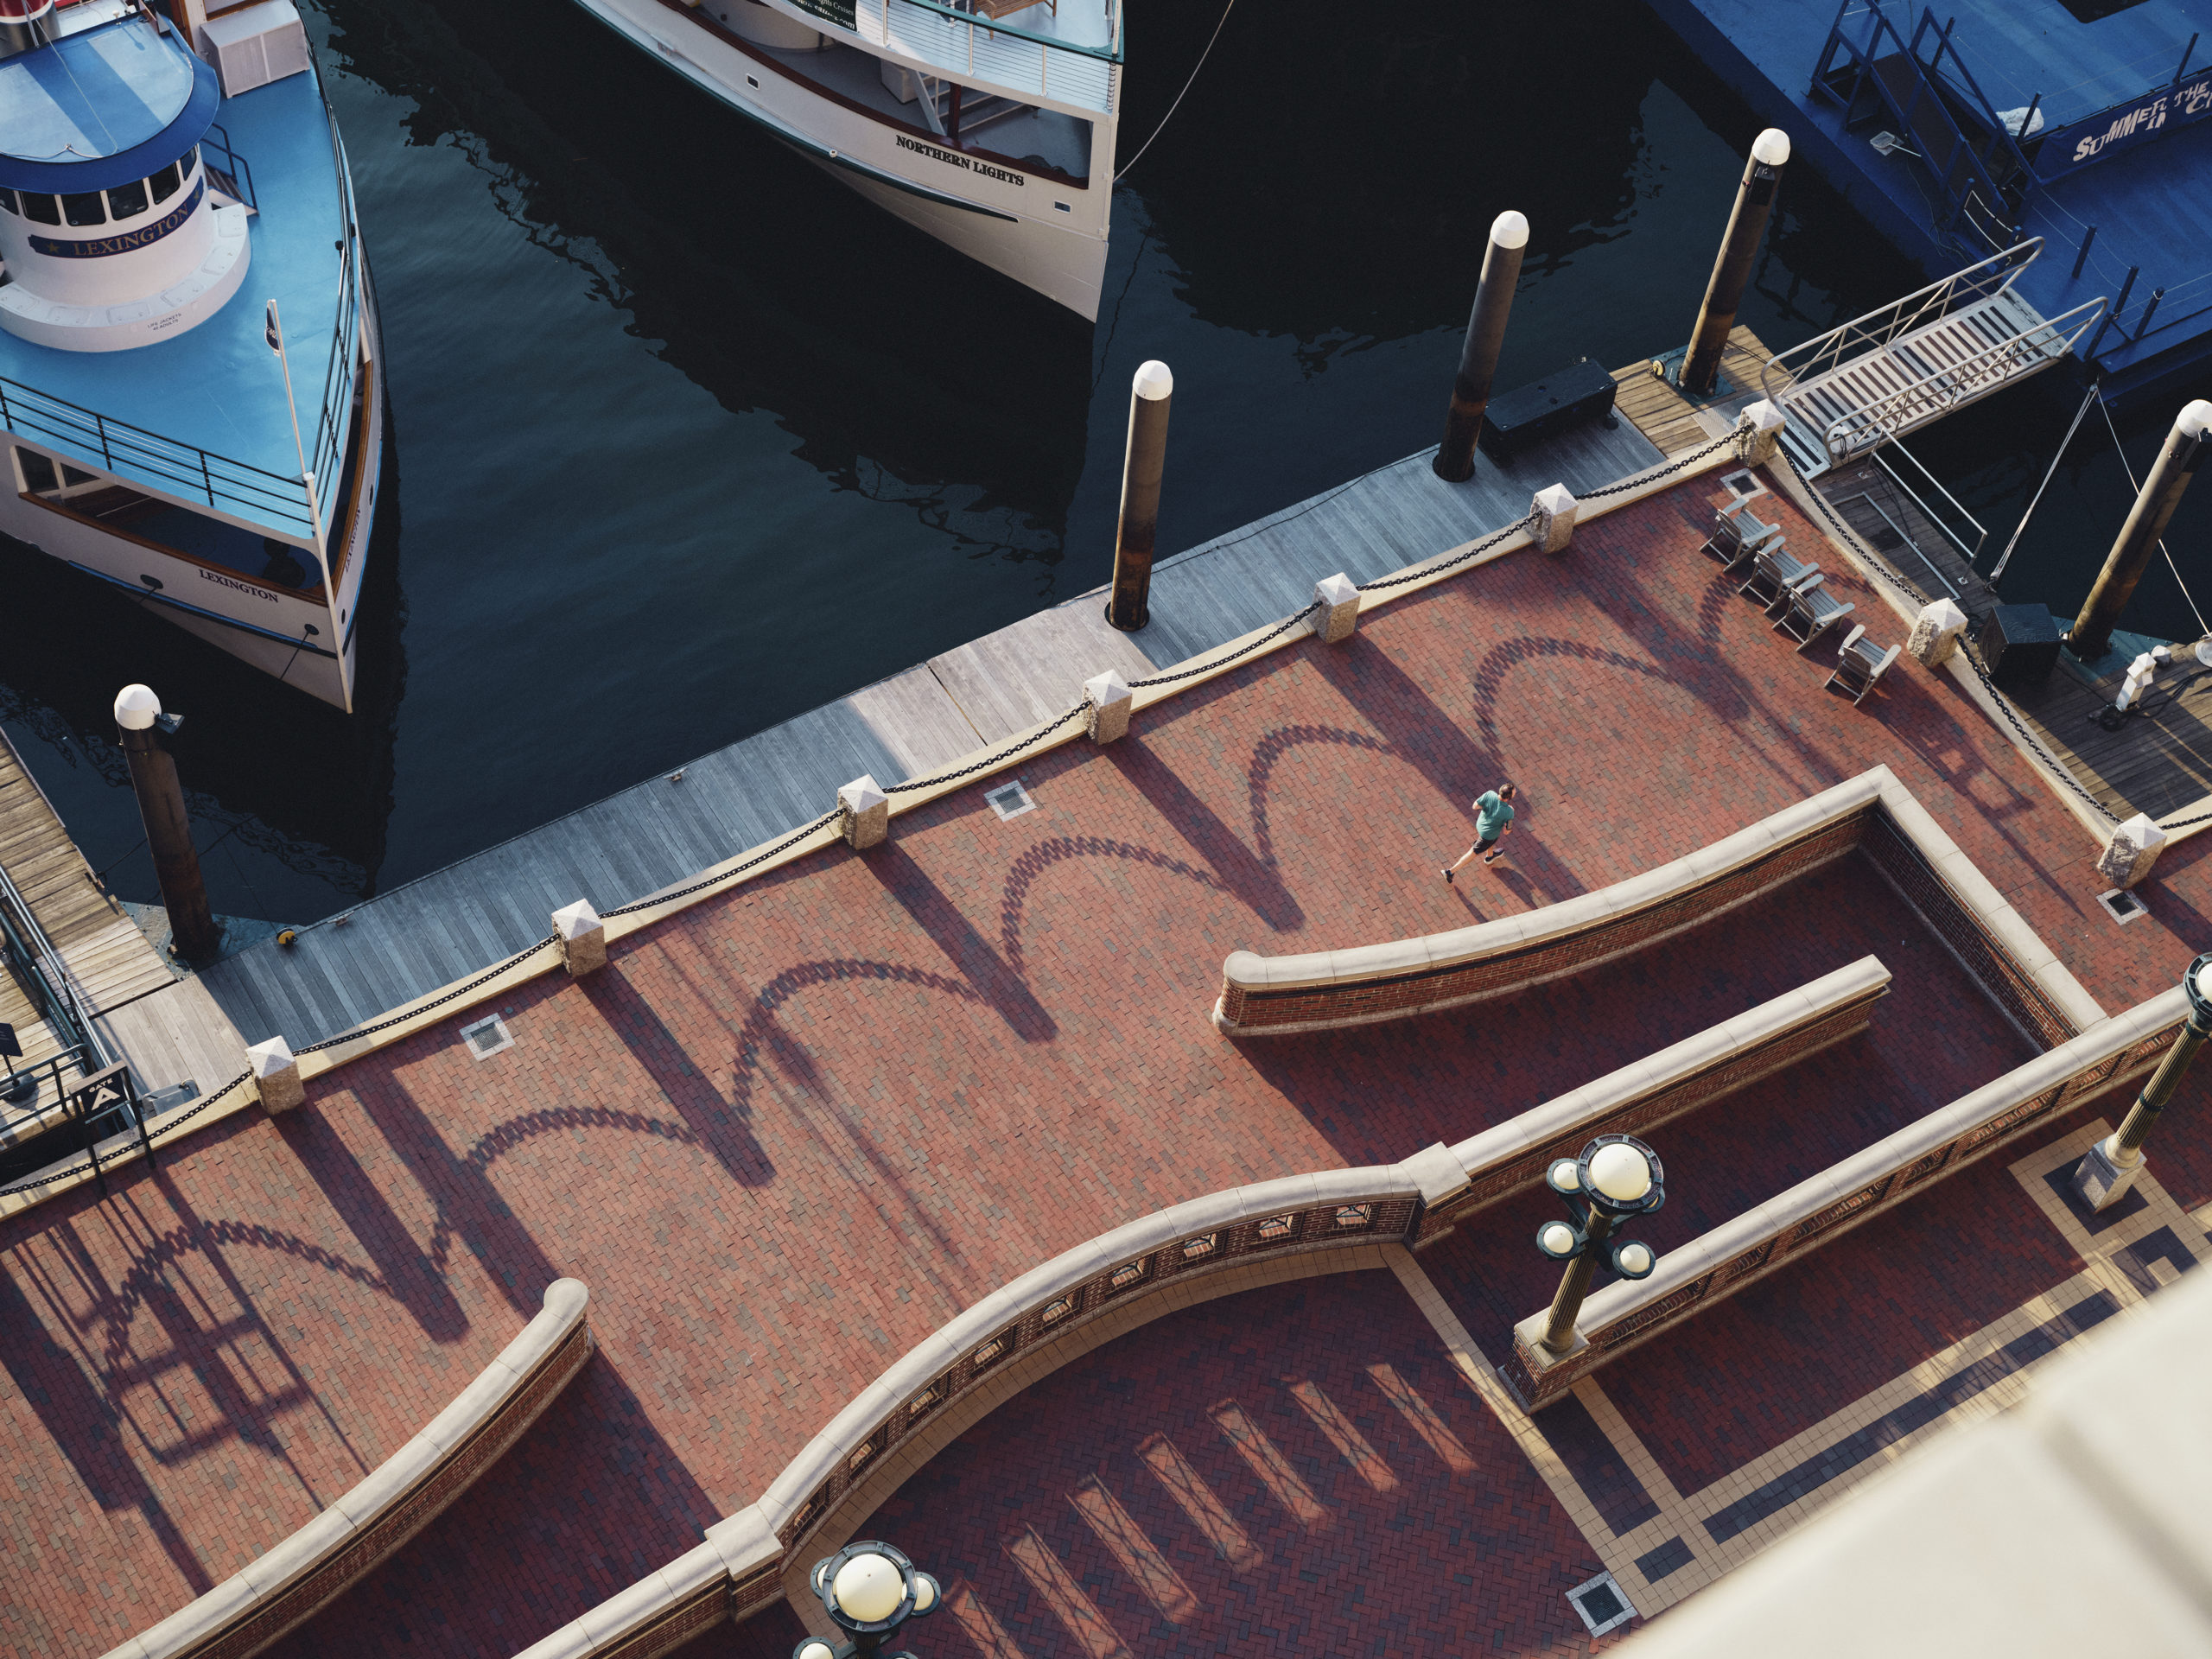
left=1114, top=0, right=1236, bottom=183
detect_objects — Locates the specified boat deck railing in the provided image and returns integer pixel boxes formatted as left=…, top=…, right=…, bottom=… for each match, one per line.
left=201, top=121, right=258, bottom=211
left=856, top=0, right=1119, bottom=115
left=0, top=60, right=364, bottom=548
left=0, top=373, right=317, bottom=537
left=307, top=99, right=364, bottom=511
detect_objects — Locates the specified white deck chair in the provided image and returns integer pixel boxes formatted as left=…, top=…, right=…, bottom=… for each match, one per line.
left=1775, top=582, right=1856, bottom=652
left=1826, top=625, right=1902, bottom=703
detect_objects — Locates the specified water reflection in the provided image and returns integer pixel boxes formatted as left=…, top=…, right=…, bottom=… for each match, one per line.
left=322, top=0, right=1096, bottom=561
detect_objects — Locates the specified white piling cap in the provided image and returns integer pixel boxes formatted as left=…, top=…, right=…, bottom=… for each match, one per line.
left=1752, top=128, right=1791, bottom=166
left=1133, top=359, right=1173, bottom=400
left=114, top=684, right=161, bottom=730
left=2179, top=399, right=2212, bottom=440
left=1490, top=210, right=1529, bottom=250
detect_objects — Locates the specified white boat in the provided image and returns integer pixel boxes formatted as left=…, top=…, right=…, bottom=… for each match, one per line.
left=0, top=0, right=383, bottom=711
left=570, top=0, right=1122, bottom=319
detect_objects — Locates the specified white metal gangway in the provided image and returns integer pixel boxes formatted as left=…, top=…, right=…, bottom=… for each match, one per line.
left=1762, top=241, right=2105, bottom=477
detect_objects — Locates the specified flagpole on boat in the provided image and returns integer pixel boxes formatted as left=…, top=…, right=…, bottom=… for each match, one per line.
left=266, top=298, right=350, bottom=710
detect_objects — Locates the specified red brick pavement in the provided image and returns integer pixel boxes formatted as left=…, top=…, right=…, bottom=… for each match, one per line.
left=831, top=1271, right=1611, bottom=1658
left=5, top=467, right=2210, bottom=1656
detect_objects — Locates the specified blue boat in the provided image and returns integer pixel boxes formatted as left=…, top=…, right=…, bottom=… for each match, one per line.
left=0, top=0, right=382, bottom=709
left=1643, top=0, right=2210, bottom=404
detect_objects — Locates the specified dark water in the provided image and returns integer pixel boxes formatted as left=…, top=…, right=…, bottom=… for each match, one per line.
left=0, top=0, right=2203, bottom=925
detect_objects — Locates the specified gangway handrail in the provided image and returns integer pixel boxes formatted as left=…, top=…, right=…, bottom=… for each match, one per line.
left=1802, top=292, right=2107, bottom=467
left=1809, top=0, right=2029, bottom=239
left=0, top=854, right=110, bottom=1072
left=1762, top=239, right=2044, bottom=402
left=1877, top=440, right=1986, bottom=567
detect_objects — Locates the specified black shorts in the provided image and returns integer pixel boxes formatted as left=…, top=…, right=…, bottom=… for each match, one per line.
left=1473, top=835, right=1499, bottom=855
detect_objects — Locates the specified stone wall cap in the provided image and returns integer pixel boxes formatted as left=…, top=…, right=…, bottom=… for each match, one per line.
left=234, top=1506, right=356, bottom=1599
left=551, top=900, right=602, bottom=939
left=245, top=1035, right=296, bottom=1076
left=837, top=775, right=887, bottom=812
left=704, top=1507, right=779, bottom=1575
left=574, top=1543, right=728, bottom=1647
left=1399, top=1142, right=1470, bottom=1205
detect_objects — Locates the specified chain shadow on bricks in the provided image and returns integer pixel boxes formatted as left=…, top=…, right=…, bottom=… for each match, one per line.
left=346, top=1070, right=569, bottom=1322
left=257, top=1351, right=723, bottom=1659
left=999, top=833, right=1231, bottom=975
left=91, top=1163, right=367, bottom=1480
left=867, top=843, right=1059, bottom=1042
left=276, top=1104, right=473, bottom=1343
left=1106, top=737, right=1306, bottom=933
left=579, top=966, right=779, bottom=1184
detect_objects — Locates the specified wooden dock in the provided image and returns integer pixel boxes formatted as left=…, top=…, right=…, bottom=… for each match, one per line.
left=185, top=414, right=1666, bottom=1051
left=0, top=729, right=244, bottom=1101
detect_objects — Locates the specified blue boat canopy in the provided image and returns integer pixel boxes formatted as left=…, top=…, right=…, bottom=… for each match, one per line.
left=0, top=19, right=218, bottom=193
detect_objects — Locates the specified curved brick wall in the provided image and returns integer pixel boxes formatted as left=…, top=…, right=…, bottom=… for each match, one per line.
left=106, top=1280, right=594, bottom=1659
left=1213, top=766, right=2102, bottom=1039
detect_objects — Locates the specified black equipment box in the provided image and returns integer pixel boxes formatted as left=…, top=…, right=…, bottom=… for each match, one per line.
left=1478, top=358, right=1618, bottom=461
left=1979, top=602, right=2062, bottom=691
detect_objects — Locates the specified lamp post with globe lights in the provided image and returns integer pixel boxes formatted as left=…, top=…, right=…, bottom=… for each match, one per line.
left=791, top=1541, right=942, bottom=1659
left=1532, top=1134, right=1666, bottom=1356
left=2073, top=952, right=2212, bottom=1211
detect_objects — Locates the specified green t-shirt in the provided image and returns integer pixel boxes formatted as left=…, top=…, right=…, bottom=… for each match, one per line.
left=1475, top=791, right=1515, bottom=840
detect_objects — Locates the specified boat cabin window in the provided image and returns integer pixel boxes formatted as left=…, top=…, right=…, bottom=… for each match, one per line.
left=17, top=442, right=327, bottom=592
left=20, top=192, right=59, bottom=226
left=107, top=179, right=149, bottom=219
left=149, top=162, right=181, bottom=203
left=0, top=188, right=14, bottom=215
left=16, top=448, right=58, bottom=493
left=60, top=192, right=105, bottom=227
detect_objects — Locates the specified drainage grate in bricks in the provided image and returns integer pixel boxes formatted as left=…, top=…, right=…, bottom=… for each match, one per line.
left=461, top=1014, right=515, bottom=1060
left=1566, top=1572, right=1637, bottom=1637
left=984, top=779, right=1037, bottom=822
left=2094, top=887, right=2148, bottom=925
left=1719, top=467, right=1760, bottom=497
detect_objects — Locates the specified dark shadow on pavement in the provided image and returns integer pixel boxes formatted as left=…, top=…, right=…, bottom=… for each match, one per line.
left=581, top=963, right=778, bottom=1185
left=347, top=1068, right=569, bottom=1322
left=1106, top=737, right=1305, bottom=933
left=258, top=1351, right=723, bottom=1659
left=0, top=1220, right=213, bottom=1599
left=868, top=844, right=1058, bottom=1042
left=277, top=1108, right=472, bottom=1343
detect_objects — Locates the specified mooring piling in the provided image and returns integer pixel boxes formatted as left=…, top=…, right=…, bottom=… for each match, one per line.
left=1107, top=359, right=1174, bottom=632
left=1682, top=129, right=1789, bottom=396
left=1433, top=210, right=1529, bottom=483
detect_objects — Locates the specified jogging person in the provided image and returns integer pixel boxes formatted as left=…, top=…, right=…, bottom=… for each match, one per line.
left=1443, top=784, right=1516, bottom=882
